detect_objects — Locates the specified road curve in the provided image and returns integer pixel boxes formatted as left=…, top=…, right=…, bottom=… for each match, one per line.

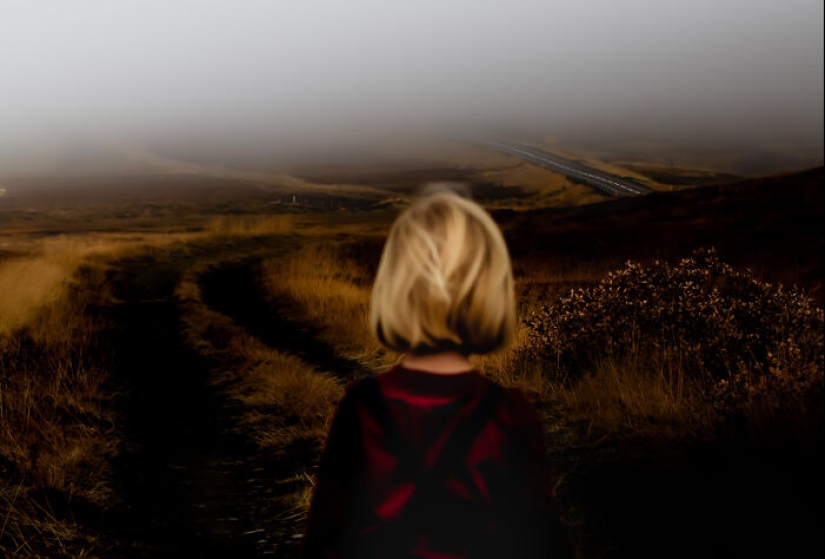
left=483, top=140, right=654, bottom=197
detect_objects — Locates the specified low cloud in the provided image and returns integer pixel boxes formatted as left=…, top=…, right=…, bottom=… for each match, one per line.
left=1, top=0, right=822, bottom=168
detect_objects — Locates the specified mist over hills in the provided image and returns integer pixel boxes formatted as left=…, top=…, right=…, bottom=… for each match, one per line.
left=1, top=131, right=822, bottom=183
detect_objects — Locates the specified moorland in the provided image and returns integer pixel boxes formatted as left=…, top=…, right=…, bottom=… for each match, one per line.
left=1, top=142, right=822, bottom=559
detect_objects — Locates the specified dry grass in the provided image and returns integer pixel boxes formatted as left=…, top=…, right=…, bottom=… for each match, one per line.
left=0, top=232, right=210, bottom=337
left=253, top=234, right=716, bottom=446
left=0, top=160, right=818, bottom=556
left=512, top=258, right=615, bottom=304
left=554, top=352, right=708, bottom=439
left=0, top=230, right=213, bottom=557
left=253, top=236, right=819, bottom=559
left=140, top=198, right=825, bottom=559
left=542, top=136, right=824, bottom=179
left=204, top=214, right=296, bottom=237
left=176, top=263, right=344, bottom=514
left=0, top=251, right=117, bottom=557
left=260, top=242, right=396, bottom=369
left=258, top=236, right=823, bottom=451
left=0, top=218, right=296, bottom=336
left=0, top=256, right=72, bottom=337
left=236, top=345, right=343, bottom=449
left=0, top=237, right=123, bottom=337
left=471, top=326, right=556, bottom=401
left=0, top=224, right=352, bottom=553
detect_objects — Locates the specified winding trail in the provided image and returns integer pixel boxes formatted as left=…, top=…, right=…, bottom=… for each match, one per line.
left=106, top=250, right=293, bottom=558
left=198, top=258, right=372, bottom=381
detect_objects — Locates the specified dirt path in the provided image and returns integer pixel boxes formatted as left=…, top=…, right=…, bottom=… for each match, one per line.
left=198, top=258, right=372, bottom=381
left=105, top=250, right=294, bottom=558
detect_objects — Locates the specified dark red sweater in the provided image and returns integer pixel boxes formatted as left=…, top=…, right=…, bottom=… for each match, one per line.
left=300, top=365, right=572, bottom=559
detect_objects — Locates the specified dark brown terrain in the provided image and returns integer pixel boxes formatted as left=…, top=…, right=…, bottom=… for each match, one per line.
left=1, top=161, right=822, bottom=559
left=497, top=166, right=824, bottom=303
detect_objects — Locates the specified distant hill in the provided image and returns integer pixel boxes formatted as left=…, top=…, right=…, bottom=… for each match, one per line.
left=495, top=166, right=824, bottom=302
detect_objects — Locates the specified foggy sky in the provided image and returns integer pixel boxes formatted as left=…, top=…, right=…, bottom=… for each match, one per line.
left=1, top=0, right=823, bottom=164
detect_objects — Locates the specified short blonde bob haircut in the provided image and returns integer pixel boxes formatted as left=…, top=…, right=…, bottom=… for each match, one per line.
left=370, top=185, right=516, bottom=355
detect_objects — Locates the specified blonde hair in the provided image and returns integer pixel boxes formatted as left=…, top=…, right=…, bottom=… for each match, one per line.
left=370, top=186, right=516, bottom=355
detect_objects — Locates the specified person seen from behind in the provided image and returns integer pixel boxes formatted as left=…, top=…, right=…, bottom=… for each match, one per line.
left=300, top=184, right=573, bottom=559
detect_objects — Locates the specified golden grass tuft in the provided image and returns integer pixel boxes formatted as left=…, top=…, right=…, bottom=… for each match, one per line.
left=0, top=236, right=118, bottom=337
left=177, top=262, right=345, bottom=513
left=554, top=352, right=709, bottom=440
left=178, top=266, right=344, bottom=447
left=225, top=334, right=343, bottom=438
left=0, top=257, right=69, bottom=336
left=260, top=242, right=393, bottom=368
left=0, top=230, right=215, bottom=556
left=471, top=325, right=555, bottom=401
left=205, top=214, right=296, bottom=237
left=0, top=232, right=204, bottom=338
left=1, top=251, right=117, bottom=557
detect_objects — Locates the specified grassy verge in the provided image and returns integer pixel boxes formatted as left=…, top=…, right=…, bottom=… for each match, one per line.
left=175, top=231, right=346, bottom=527
left=1, top=241, right=120, bottom=557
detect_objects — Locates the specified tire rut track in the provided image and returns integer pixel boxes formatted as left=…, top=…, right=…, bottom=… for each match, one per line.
left=106, top=252, right=288, bottom=558
left=198, top=258, right=372, bottom=381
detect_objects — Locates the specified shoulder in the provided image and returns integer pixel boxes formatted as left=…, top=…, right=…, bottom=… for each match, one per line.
left=325, top=376, right=379, bottom=427
left=488, top=382, right=543, bottom=433
left=334, top=375, right=387, bottom=422
left=341, top=374, right=381, bottom=402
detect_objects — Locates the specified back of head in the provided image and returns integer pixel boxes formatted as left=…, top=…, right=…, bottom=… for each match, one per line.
left=370, top=184, right=515, bottom=355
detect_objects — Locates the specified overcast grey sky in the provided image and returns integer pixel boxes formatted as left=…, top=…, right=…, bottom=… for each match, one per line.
left=1, top=0, right=823, bottom=162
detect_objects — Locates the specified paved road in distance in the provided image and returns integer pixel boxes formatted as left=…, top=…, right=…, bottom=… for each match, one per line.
left=485, top=140, right=654, bottom=197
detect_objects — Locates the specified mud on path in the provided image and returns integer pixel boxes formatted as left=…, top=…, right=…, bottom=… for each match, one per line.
left=104, top=245, right=305, bottom=559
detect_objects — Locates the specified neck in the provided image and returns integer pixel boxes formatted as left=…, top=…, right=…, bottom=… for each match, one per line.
left=402, top=351, right=474, bottom=375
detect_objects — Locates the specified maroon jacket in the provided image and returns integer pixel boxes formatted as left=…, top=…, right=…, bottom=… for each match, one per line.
left=300, top=365, right=572, bottom=559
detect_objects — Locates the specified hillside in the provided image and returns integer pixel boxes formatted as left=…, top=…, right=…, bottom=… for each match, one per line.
left=1, top=160, right=822, bottom=559
left=495, top=166, right=824, bottom=303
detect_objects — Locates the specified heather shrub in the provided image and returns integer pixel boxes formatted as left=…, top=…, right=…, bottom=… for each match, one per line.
left=524, top=249, right=824, bottom=394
